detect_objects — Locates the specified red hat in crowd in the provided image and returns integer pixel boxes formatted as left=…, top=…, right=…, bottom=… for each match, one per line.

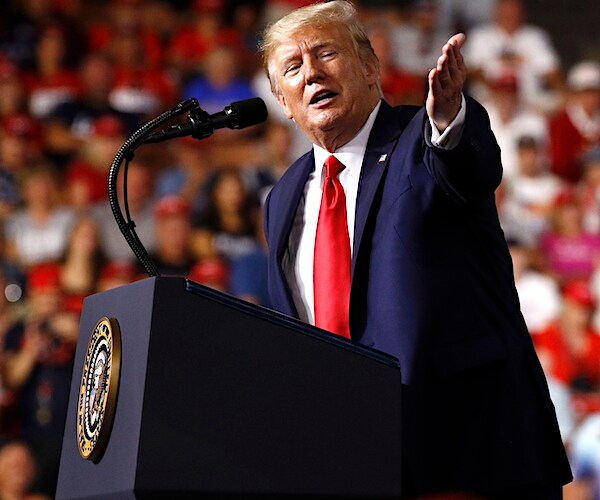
left=154, top=195, right=191, bottom=219
left=92, top=115, right=126, bottom=138
left=553, top=187, right=577, bottom=207
left=563, top=280, right=596, bottom=308
left=193, top=0, right=225, bottom=13
left=189, top=257, right=229, bottom=286
left=1, top=113, right=39, bottom=140
left=27, top=263, right=62, bottom=293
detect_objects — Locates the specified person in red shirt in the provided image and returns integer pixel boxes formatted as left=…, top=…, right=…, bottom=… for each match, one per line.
left=549, top=61, right=600, bottom=183
left=534, top=280, right=600, bottom=394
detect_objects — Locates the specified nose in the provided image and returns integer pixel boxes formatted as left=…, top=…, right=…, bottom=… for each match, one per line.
left=303, top=54, right=323, bottom=85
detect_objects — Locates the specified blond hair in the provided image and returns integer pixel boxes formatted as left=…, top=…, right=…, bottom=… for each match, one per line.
left=260, top=0, right=380, bottom=95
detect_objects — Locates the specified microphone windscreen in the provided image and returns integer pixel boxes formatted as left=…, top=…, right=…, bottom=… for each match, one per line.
left=229, top=98, right=268, bottom=129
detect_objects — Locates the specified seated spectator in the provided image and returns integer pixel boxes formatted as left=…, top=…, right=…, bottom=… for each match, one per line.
left=463, top=0, right=562, bottom=111
left=549, top=61, right=600, bottom=184
left=508, top=238, right=561, bottom=334
left=191, top=169, right=260, bottom=261
left=5, top=166, right=75, bottom=269
left=2, top=263, right=79, bottom=498
left=534, top=280, right=600, bottom=395
left=501, top=135, right=563, bottom=246
left=538, top=188, right=600, bottom=284
left=0, top=441, right=49, bottom=500
left=149, top=195, right=197, bottom=276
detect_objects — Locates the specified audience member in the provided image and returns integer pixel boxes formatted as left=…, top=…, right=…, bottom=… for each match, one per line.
left=579, top=146, right=600, bottom=234
left=538, top=188, right=600, bottom=284
left=568, top=412, right=600, bottom=500
left=389, top=0, right=451, bottom=78
left=368, top=23, right=426, bottom=107
left=534, top=280, right=600, bottom=395
left=58, top=216, right=107, bottom=314
left=149, top=195, right=197, bottom=276
left=501, top=135, right=563, bottom=246
left=64, top=114, right=127, bottom=211
left=191, top=168, right=260, bottom=261
left=167, top=0, right=243, bottom=82
left=549, top=61, right=600, bottom=184
left=182, top=45, right=255, bottom=115
left=0, top=57, right=28, bottom=119
left=93, top=161, right=157, bottom=264
left=189, top=256, right=230, bottom=293
left=2, top=263, right=79, bottom=498
left=44, top=52, right=139, bottom=168
left=23, top=23, right=79, bottom=119
left=5, top=166, right=75, bottom=269
left=464, top=0, right=562, bottom=111
left=508, top=238, right=561, bottom=334
left=0, top=441, right=49, bottom=500
left=481, top=71, right=548, bottom=179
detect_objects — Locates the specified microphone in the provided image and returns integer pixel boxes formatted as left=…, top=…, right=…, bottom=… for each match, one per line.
left=144, top=97, right=268, bottom=144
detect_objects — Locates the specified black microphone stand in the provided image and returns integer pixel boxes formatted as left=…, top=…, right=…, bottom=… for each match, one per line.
left=108, top=98, right=200, bottom=277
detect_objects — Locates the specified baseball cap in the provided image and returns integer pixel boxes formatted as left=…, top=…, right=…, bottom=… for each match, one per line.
left=563, top=280, right=596, bottom=308
left=567, top=61, right=600, bottom=91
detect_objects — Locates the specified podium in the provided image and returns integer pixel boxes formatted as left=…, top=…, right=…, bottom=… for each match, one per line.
left=56, top=277, right=402, bottom=499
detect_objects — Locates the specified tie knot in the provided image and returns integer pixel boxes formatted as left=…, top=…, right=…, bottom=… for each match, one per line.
left=324, top=155, right=345, bottom=179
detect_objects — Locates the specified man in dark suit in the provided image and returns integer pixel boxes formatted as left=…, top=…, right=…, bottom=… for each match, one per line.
left=260, top=1, right=572, bottom=498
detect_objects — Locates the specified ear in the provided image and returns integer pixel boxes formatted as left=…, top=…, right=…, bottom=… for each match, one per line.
left=364, top=59, right=379, bottom=86
left=276, top=92, right=294, bottom=120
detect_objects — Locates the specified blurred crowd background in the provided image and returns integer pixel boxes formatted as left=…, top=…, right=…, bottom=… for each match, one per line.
left=0, top=0, right=600, bottom=498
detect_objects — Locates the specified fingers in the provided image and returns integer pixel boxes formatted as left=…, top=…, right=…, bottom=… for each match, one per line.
left=434, top=35, right=467, bottom=91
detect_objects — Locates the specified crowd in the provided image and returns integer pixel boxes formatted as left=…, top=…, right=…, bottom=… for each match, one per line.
left=0, top=0, right=599, bottom=498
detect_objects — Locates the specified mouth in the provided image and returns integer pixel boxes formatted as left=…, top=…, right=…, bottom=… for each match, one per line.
left=309, top=91, right=338, bottom=106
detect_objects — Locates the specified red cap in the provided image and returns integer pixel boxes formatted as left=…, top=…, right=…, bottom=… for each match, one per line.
left=563, top=280, right=596, bottom=308
left=154, top=195, right=191, bottom=219
left=1, top=113, right=39, bottom=139
left=193, top=0, right=225, bottom=13
left=554, top=187, right=577, bottom=207
left=489, top=72, right=519, bottom=92
left=189, top=257, right=229, bottom=285
left=92, top=115, right=125, bottom=138
left=27, top=263, right=62, bottom=293
left=99, top=262, right=136, bottom=283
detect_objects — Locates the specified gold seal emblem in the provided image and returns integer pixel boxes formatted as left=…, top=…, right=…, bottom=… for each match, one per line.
left=77, top=317, right=121, bottom=462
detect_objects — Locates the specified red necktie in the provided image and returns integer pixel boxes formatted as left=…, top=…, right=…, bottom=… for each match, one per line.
left=313, top=155, right=352, bottom=339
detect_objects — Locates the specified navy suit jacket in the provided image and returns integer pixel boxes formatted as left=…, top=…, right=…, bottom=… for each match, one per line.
left=264, top=97, right=571, bottom=495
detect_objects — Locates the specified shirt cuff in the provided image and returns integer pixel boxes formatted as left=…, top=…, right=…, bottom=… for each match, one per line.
left=428, top=94, right=466, bottom=150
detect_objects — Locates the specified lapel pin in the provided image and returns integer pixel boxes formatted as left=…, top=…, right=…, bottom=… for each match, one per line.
left=378, top=154, right=387, bottom=163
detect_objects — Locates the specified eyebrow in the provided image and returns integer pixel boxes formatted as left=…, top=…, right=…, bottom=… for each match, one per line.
left=277, top=41, right=339, bottom=70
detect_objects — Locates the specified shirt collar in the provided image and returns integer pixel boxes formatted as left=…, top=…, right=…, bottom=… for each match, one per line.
left=313, top=100, right=382, bottom=174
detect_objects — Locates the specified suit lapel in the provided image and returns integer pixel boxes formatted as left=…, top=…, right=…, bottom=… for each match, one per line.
left=352, top=101, right=404, bottom=275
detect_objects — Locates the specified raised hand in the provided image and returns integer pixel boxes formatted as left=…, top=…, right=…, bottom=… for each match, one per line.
left=426, top=33, right=467, bottom=132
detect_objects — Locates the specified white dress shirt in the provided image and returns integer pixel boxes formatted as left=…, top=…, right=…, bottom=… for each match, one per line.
left=283, top=97, right=466, bottom=325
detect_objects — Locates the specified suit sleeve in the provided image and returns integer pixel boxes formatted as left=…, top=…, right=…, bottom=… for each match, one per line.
left=423, top=95, right=502, bottom=206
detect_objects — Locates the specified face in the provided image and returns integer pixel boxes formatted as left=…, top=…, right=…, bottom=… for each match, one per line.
left=270, top=23, right=379, bottom=151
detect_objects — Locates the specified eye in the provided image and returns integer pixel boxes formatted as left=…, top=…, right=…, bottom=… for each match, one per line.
left=320, top=50, right=336, bottom=59
left=284, top=62, right=301, bottom=76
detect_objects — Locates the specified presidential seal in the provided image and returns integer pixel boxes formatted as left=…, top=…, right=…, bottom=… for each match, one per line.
left=77, top=317, right=121, bottom=462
